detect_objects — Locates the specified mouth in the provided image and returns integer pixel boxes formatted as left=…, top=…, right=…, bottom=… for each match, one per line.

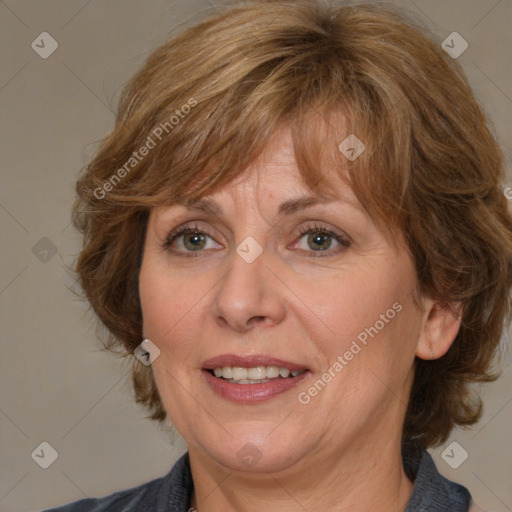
left=202, top=355, right=310, bottom=402
left=207, top=366, right=306, bottom=384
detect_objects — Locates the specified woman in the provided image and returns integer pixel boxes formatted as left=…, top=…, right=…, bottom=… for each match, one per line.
left=46, top=0, right=512, bottom=510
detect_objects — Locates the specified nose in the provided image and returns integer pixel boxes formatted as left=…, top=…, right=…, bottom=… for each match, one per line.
left=211, top=246, right=286, bottom=333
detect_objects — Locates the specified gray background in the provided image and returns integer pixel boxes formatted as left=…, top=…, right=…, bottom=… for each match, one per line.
left=1, top=1, right=511, bottom=511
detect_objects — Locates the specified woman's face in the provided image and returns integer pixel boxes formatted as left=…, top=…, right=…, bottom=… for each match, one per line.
left=139, top=129, right=430, bottom=474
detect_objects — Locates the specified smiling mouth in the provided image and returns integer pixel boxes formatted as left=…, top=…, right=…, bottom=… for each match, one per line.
left=209, top=366, right=307, bottom=384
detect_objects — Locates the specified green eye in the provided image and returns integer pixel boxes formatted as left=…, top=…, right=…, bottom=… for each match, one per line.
left=164, top=222, right=350, bottom=258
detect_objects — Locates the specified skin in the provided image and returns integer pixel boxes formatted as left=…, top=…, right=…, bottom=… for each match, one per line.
left=139, top=129, right=461, bottom=512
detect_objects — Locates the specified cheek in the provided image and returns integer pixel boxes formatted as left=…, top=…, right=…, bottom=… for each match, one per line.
left=304, top=262, right=420, bottom=372
left=138, top=256, right=206, bottom=354
left=138, top=257, right=207, bottom=417
left=139, top=266, right=172, bottom=335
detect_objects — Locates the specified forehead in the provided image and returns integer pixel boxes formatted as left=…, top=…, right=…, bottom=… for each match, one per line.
left=174, top=129, right=362, bottom=215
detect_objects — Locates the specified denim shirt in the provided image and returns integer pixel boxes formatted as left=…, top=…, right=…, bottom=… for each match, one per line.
left=43, top=444, right=471, bottom=511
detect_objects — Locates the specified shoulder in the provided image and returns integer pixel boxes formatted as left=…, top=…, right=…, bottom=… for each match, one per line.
left=403, top=443, right=472, bottom=512
left=42, top=453, right=193, bottom=512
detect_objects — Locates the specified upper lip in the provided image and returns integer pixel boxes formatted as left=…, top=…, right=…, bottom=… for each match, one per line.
left=202, top=354, right=309, bottom=372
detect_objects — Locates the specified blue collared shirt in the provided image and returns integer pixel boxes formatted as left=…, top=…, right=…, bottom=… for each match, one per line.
left=43, top=444, right=471, bottom=511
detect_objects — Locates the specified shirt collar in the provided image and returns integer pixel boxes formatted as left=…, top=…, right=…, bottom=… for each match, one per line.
left=160, top=444, right=471, bottom=511
left=403, top=442, right=471, bottom=511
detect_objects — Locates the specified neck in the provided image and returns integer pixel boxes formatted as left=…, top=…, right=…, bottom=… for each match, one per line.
left=188, top=431, right=414, bottom=512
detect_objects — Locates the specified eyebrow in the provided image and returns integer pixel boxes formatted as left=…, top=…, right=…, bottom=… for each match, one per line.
left=182, top=195, right=338, bottom=218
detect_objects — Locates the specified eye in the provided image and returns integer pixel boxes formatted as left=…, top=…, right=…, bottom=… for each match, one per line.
left=163, top=224, right=222, bottom=256
left=163, top=222, right=350, bottom=258
left=293, top=223, right=350, bottom=257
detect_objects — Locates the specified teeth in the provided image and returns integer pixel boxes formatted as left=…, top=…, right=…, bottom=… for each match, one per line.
left=235, top=379, right=271, bottom=384
left=247, top=366, right=266, bottom=380
left=231, top=367, right=248, bottom=381
left=211, top=365, right=306, bottom=381
left=266, top=366, right=280, bottom=378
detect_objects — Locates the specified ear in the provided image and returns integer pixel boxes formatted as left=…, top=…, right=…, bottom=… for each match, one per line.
left=415, top=300, right=462, bottom=360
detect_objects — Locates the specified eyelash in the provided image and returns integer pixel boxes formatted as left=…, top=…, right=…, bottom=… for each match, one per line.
left=163, top=222, right=350, bottom=258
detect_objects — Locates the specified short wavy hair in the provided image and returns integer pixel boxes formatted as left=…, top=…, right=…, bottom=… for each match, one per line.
left=72, top=0, right=512, bottom=447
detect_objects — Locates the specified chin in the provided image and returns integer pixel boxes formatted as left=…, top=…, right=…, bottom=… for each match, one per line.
left=198, top=427, right=315, bottom=474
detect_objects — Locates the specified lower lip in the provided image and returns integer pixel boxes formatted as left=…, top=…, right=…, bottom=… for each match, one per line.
left=203, top=370, right=310, bottom=403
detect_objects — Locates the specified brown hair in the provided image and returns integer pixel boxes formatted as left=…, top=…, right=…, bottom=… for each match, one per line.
left=72, top=0, right=512, bottom=447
